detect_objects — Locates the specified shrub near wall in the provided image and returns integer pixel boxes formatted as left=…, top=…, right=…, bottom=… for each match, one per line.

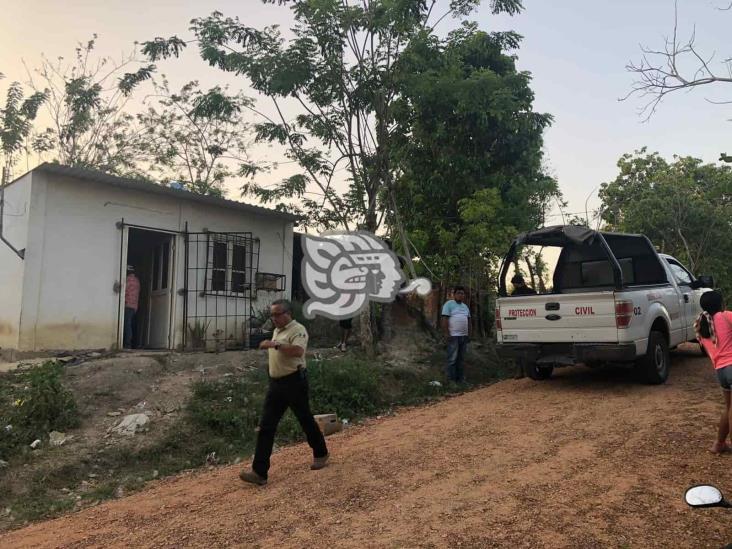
left=0, top=362, right=80, bottom=460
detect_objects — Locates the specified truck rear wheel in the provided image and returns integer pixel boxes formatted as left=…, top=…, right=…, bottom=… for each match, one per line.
left=637, top=331, right=669, bottom=384
left=524, top=362, right=554, bottom=380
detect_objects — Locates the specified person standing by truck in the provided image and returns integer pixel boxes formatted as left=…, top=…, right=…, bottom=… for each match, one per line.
left=441, top=286, right=471, bottom=383
left=695, top=290, right=732, bottom=454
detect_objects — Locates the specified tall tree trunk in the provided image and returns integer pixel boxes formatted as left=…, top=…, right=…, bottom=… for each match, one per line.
left=476, top=274, right=484, bottom=339
left=360, top=304, right=376, bottom=357
left=380, top=302, right=393, bottom=343
left=358, top=199, right=379, bottom=355
left=524, top=254, right=538, bottom=290
left=535, top=247, right=548, bottom=293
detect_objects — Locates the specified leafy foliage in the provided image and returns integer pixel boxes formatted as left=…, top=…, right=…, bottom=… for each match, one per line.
left=0, top=73, right=47, bottom=180
left=0, top=362, right=80, bottom=459
left=137, top=80, right=256, bottom=196
left=27, top=36, right=151, bottom=176
left=391, top=23, right=558, bottom=305
left=599, top=149, right=732, bottom=295
left=306, top=359, right=382, bottom=418
left=142, top=1, right=527, bottom=232
left=118, top=65, right=156, bottom=96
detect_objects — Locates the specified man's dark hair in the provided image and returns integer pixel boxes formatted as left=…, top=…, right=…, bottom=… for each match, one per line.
left=511, top=274, right=525, bottom=285
left=271, top=299, right=293, bottom=314
left=453, top=285, right=466, bottom=293
left=699, top=290, right=724, bottom=338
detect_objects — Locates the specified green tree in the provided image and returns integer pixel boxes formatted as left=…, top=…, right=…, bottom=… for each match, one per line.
left=1, top=73, right=46, bottom=259
left=599, top=149, right=732, bottom=294
left=143, top=0, right=526, bottom=347
left=143, top=0, right=525, bottom=231
left=391, top=25, right=558, bottom=332
left=137, top=80, right=256, bottom=197
left=27, top=35, right=154, bottom=176
left=0, top=73, right=46, bottom=181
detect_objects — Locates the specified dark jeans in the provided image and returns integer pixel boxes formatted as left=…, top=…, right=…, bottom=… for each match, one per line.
left=123, top=307, right=137, bottom=348
left=446, top=336, right=469, bottom=382
left=252, top=369, right=328, bottom=479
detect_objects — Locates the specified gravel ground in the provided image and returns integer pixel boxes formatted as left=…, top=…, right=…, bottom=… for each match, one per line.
left=2, top=345, right=731, bottom=548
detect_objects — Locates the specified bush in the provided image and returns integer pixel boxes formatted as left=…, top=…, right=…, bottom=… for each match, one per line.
left=17, top=362, right=80, bottom=432
left=307, top=358, right=382, bottom=419
left=186, top=358, right=384, bottom=448
left=187, top=369, right=268, bottom=441
left=0, top=362, right=79, bottom=458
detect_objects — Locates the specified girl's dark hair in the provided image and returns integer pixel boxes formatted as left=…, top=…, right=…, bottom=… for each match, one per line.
left=699, top=290, right=724, bottom=338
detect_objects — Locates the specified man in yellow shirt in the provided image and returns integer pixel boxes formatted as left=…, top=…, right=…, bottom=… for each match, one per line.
left=240, top=299, right=329, bottom=485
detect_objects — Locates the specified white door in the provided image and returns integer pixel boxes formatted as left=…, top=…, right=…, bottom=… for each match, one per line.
left=148, top=238, right=173, bottom=348
left=117, top=226, right=130, bottom=349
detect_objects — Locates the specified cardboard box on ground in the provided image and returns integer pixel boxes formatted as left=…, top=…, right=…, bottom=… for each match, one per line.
left=314, top=413, right=343, bottom=436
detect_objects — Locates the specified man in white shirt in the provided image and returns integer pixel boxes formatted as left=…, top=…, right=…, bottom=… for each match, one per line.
left=441, top=286, right=471, bottom=383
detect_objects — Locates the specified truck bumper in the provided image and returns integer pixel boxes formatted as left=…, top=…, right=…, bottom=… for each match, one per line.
left=496, top=342, right=637, bottom=364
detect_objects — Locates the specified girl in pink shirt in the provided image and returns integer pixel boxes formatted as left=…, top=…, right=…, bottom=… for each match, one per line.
left=695, top=290, right=732, bottom=454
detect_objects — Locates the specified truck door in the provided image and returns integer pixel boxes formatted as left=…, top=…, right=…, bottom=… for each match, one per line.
left=665, top=257, right=697, bottom=342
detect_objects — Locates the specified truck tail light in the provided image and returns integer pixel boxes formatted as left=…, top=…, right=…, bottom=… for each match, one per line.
left=615, top=300, right=633, bottom=329
left=495, top=308, right=502, bottom=331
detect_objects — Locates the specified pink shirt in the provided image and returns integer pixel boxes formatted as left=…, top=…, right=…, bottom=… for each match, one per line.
left=125, top=274, right=141, bottom=311
left=700, top=311, right=732, bottom=370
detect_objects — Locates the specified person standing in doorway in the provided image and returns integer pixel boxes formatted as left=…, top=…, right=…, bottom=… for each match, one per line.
left=124, top=265, right=141, bottom=349
left=441, top=286, right=471, bottom=383
left=240, top=299, right=329, bottom=486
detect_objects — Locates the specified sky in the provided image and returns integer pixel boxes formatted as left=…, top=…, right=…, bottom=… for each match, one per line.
left=1, top=0, right=730, bottom=222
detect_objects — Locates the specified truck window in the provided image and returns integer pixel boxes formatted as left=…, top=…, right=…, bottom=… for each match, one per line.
left=580, top=257, right=634, bottom=286
left=666, top=258, right=693, bottom=286
left=508, top=244, right=560, bottom=294
left=499, top=227, right=670, bottom=296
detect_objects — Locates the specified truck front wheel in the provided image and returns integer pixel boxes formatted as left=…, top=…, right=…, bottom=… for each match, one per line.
left=637, top=331, right=670, bottom=384
left=524, top=362, right=554, bottom=380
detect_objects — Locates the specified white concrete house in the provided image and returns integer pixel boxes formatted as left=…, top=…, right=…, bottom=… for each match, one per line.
left=0, top=163, right=296, bottom=356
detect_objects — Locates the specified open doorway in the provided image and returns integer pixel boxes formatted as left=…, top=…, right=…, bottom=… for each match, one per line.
left=125, top=228, right=175, bottom=349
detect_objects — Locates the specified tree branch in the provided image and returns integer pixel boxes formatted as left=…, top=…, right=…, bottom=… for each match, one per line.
left=623, top=1, right=732, bottom=120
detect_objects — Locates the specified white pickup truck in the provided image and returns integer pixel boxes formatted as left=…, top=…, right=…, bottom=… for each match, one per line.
left=495, top=226, right=715, bottom=384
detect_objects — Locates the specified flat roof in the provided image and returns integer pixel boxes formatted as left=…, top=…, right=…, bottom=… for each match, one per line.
left=8, top=163, right=300, bottom=222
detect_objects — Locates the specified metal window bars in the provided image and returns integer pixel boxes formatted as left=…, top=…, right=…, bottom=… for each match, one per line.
left=183, top=229, right=261, bottom=351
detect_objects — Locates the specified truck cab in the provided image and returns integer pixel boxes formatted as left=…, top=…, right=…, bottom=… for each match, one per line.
left=495, top=226, right=714, bottom=384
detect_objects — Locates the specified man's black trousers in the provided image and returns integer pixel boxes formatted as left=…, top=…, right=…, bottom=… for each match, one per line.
left=252, top=369, right=328, bottom=479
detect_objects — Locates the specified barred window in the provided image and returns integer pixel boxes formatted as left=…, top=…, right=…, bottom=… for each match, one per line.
left=206, top=234, right=252, bottom=296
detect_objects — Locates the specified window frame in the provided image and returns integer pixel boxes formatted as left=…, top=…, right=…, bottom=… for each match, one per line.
left=205, top=234, right=253, bottom=297
left=665, top=257, right=694, bottom=287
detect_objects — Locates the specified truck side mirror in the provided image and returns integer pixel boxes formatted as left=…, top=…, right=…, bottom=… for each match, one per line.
left=691, top=275, right=714, bottom=289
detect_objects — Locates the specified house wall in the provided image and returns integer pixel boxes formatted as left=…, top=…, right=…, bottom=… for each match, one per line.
left=0, top=173, right=32, bottom=351
left=17, top=171, right=293, bottom=351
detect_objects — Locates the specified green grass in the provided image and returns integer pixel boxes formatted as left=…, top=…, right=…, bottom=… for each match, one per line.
left=7, top=486, right=76, bottom=524
left=0, top=361, right=80, bottom=461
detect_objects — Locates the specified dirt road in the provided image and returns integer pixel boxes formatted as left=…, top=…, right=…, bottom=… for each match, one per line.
left=3, top=346, right=732, bottom=548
